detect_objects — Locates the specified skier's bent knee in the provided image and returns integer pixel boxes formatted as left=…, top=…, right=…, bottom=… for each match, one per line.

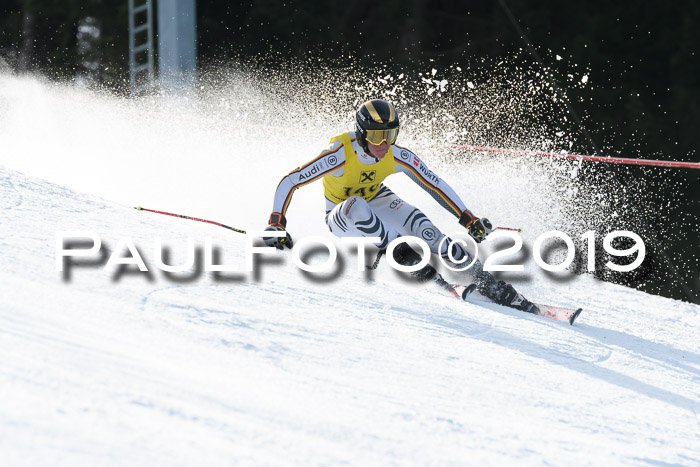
left=340, top=196, right=371, bottom=221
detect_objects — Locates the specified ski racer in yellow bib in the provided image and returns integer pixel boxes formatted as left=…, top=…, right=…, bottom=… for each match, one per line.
left=265, top=99, right=538, bottom=314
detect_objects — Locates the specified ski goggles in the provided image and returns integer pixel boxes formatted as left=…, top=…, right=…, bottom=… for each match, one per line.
left=365, top=128, right=399, bottom=146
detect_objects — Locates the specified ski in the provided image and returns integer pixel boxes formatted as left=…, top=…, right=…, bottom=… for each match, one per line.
left=433, top=273, right=478, bottom=301
left=470, top=291, right=583, bottom=325
left=534, top=303, right=583, bottom=325
left=433, top=274, right=583, bottom=325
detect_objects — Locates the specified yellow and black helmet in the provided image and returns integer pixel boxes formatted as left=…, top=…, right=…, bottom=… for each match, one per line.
left=355, top=99, right=400, bottom=148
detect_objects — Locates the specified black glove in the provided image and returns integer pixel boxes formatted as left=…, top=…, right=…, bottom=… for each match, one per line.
left=263, top=225, right=293, bottom=250
left=264, top=212, right=294, bottom=250
left=459, top=210, right=493, bottom=243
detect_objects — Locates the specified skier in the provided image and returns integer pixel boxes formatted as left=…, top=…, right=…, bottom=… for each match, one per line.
left=264, top=99, right=538, bottom=314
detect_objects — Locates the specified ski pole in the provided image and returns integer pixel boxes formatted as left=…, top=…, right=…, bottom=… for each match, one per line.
left=134, top=206, right=247, bottom=234
left=495, top=226, right=523, bottom=233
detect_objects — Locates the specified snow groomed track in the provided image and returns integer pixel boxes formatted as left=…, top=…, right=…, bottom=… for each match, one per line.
left=1, top=165, right=698, bottom=465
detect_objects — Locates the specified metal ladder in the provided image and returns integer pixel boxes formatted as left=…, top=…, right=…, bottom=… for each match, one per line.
left=128, top=0, right=155, bottom=95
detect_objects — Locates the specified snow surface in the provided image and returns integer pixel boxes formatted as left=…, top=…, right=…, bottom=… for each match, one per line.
left=1, top=74, right=700, bottom=466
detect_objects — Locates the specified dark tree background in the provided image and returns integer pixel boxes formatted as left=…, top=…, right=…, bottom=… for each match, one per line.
left=1, top=0, right=698, bottom=301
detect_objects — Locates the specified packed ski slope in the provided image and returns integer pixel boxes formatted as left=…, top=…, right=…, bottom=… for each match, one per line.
left=1, top=74, right=699, bottom=465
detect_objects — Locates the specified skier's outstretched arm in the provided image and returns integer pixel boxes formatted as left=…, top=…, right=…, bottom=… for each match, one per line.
left=265, top=141, right=346, bottom=249
left=393, top=145, right=492, bottom=242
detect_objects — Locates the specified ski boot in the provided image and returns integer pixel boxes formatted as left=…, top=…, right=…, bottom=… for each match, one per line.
left=391, top=243, right=437, bottom=282
left=481, top=280, right=539, bottom=314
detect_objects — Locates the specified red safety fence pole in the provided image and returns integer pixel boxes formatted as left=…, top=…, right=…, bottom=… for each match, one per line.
left=431, top=144, right=700, bottom=170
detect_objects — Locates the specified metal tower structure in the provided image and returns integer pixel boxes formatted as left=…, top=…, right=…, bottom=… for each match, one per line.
left=127, top=0, right=155, bottom=95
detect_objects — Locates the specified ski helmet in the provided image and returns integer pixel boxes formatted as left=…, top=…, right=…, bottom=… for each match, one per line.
left=355, top=99, right=400, bottom=148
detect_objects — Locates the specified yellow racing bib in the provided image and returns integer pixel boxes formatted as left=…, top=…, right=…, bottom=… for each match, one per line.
left=322, top=132, right=396, bottom=203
